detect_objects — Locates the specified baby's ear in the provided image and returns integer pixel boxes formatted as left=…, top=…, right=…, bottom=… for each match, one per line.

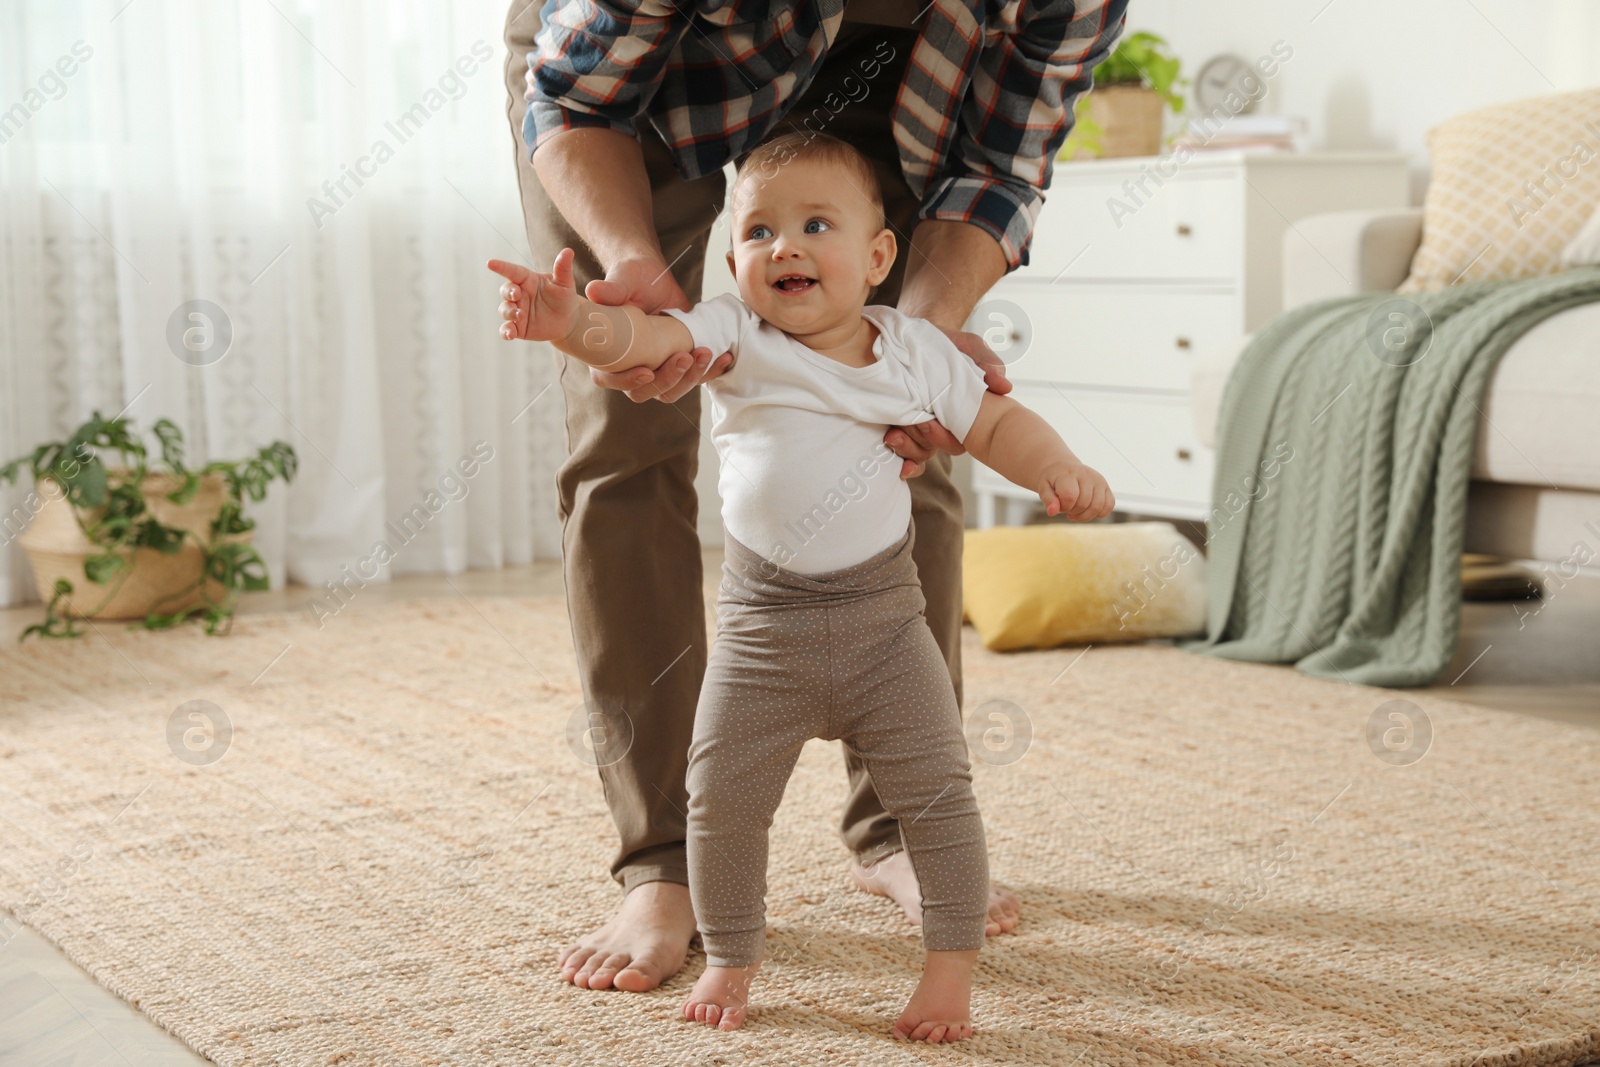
left=870, top=227, right=897, bottom=284
left=725, top=250, right=737, bottom=278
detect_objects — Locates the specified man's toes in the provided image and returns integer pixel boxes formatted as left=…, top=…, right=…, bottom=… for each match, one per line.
left=986, top=910, right=1019, bottom=935
left=612, top=958, right=664, bottom=992
left=987, top=886, right=1021, bottom=934
left=585, top=952, right=632, bottom=989
left=560, top=946, right=598, bottom=981
left=572, top=952, right=613, bottom=988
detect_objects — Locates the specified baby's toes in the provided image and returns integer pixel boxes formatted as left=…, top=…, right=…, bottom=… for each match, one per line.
left=717, top=1004, right=747, bottom=1031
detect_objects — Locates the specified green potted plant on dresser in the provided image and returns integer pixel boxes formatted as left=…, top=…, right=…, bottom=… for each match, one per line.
left=1, top=413, right=297, bottom=639
left=1062, top=30, right=1186, bottom=160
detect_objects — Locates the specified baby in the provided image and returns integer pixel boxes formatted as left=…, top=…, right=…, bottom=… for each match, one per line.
left=489, top=131, right=1113, bottom=1043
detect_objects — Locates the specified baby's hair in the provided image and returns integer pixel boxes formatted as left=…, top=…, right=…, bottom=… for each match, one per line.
left=729, top=129, right=887, bottom=237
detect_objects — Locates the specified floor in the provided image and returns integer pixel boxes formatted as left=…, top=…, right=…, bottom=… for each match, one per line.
left=2, top=551, right=1596, bottom=1065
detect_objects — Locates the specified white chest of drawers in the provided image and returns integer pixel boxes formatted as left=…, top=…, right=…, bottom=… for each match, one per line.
left=964, top=150, right=1410, bottom=526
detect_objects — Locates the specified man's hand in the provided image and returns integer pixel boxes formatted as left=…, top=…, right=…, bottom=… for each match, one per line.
left=584, top=255, right=734, bottom=404
left=885, top=323, right=1013, bottom=478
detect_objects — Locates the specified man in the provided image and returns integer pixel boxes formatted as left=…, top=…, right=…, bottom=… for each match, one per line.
left=501, top=0, right=1126, bottom=992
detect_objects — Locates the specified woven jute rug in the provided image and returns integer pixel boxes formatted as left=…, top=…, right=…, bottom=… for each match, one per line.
left=1, top=594, right=1597, bottom=1067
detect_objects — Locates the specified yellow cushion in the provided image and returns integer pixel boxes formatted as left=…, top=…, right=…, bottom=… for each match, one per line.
left=1399, top=88, right=1600, bottom=293
left=962, top=522, right=1207, bottom=651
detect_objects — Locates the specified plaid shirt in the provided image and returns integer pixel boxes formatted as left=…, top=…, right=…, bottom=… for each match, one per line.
left=522, top=0, right=1127, bottom=273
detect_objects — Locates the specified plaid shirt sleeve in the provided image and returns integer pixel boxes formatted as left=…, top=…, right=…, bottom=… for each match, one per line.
left=919, top=0, right=1128, bottom=273
left=522, top=0, right=690, bottom=161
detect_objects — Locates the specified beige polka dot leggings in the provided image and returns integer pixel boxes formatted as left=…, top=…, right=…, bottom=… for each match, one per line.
left=686, top=520, right=990, bottom=968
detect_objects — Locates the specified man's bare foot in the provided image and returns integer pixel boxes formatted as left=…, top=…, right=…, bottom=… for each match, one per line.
left=681, top=961, right=760, bottom=1031
left=558, top=880, right=700, bottom=991
left=850, top=849, right=1020, bottom=936
left=893, top=948, right=977, bottom=1042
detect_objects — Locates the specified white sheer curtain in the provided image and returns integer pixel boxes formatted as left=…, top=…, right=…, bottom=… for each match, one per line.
left=0, top=0, right=566, bottom=607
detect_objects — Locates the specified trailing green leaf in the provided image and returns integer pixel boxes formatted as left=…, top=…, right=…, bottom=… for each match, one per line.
left=152, top=418, right=187, bottom=473
left=83, top=551, right=125, bottom=585
left=19, top=579, right=85, bottom=641
left=167, top=470, right=201, bottom=506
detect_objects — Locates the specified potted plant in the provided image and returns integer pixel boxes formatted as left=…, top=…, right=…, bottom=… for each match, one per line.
left=0, top=412, right=297, bottom=640
left=1061, top=31, right=1186, bottom=160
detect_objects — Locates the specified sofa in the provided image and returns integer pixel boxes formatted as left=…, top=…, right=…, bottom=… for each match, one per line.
left=1190, top=207, right=1600, bottom=566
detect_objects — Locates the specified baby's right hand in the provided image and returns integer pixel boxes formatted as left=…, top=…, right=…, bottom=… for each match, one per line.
left=487, top=249, right=581, bottom=343
left=1040, top=462, right=1115, bottom=521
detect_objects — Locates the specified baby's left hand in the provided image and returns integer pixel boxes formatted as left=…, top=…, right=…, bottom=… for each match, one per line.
left=1039, top=463, right=1114, bottom=521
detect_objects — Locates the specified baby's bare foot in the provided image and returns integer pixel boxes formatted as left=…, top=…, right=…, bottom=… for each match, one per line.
left=850, top=849, right=1021, bottom=935
left=558, top=880, right=699, bottom=991
left=893, top=948, right=977, bottom=1043
left=681, top=961, right=760, bottom=1031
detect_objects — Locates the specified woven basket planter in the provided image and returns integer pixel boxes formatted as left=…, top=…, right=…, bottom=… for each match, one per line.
left=1085, top=85, right=1165, bottom=158
left=15, top=469, right=250, bottom=621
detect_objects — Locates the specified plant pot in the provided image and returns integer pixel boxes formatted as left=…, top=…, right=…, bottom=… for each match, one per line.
left=1085, top=85, right=1165, bottom=158
left=15, top=469, right=250, bottom=621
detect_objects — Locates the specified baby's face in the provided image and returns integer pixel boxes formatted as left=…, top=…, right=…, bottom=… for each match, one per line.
left=725, top=156, right=896, bottom=336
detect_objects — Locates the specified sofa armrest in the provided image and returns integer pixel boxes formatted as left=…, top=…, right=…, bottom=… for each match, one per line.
left=1283, top=208, right=1424, bottom=309
left=1191, top=334, right=1252, bottom=450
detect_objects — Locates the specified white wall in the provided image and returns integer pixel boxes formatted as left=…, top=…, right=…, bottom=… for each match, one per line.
left=1135, top=0, right=1600, bottom=199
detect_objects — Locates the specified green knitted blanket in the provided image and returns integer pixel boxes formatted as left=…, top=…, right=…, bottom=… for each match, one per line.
left=1180, top=267, right=1600, bottom=686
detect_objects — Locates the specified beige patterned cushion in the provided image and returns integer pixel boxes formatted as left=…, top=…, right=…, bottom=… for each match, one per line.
left=1399, top=88, right=1600, bottom=293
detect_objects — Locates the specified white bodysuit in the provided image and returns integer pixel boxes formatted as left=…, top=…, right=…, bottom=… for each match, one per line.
left=661, top=293, right=989, bottom=575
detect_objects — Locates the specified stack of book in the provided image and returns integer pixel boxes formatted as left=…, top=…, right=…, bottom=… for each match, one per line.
left=1171, top=114, right=1308, bottom=154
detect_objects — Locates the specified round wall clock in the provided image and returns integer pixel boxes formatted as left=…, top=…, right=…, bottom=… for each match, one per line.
left=1193, top=53, right=1259, bottom=114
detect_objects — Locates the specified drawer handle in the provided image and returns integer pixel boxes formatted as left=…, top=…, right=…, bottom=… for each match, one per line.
left=1176, top=223, right=1193, bottom=237
left=1175, top=336, right=1191, bottom=350
left=1176, top=448, right=1192, bottom=461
